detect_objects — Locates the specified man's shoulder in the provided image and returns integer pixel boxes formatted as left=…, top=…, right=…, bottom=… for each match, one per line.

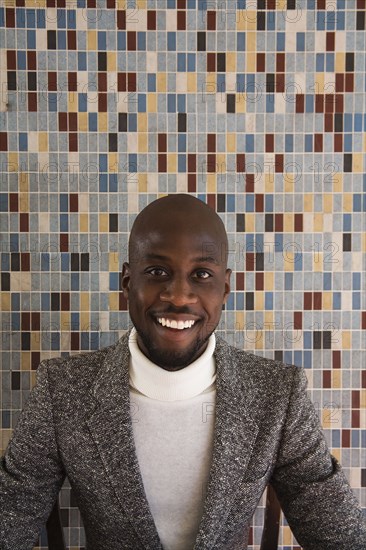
left=215, top=334, right=302, bottom=387
left=37, top=331, right=129, bottom=387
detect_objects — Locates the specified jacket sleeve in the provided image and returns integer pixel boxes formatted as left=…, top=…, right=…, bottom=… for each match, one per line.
left=0, top=360, right=66, bottom=550
left=270, top=366, right=366, bottom=550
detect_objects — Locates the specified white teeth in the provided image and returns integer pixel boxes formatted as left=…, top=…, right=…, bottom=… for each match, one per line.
left=157, top=318, right=195, bottom=330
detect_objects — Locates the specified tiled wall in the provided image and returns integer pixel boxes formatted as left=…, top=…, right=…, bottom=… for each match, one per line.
left=1, top=0, right=365, bottom=548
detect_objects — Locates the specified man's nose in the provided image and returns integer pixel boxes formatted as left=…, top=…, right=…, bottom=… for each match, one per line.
left=159, top=276, right=198, bottom=306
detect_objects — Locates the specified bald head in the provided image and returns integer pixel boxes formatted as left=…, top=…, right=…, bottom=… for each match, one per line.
left=129, top=194, right=229, bottom=266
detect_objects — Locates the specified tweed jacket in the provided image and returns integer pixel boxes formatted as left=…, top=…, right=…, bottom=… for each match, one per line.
left=1, top=330, right=365, bottom=550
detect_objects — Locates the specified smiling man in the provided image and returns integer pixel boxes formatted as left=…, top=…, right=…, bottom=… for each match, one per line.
left=1, top=194, right=365, bottom=550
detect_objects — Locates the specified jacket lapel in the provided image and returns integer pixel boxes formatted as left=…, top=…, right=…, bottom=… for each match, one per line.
left=193, top=336, right=260, bottom=550
left=86, top=330, right=162, bottom=550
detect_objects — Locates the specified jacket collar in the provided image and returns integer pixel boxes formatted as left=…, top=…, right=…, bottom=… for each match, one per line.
left=86, top=329, right=259, bottom=550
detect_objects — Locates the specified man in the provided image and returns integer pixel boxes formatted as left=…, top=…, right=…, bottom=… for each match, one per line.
left=1, top=194, right=365, bottom=549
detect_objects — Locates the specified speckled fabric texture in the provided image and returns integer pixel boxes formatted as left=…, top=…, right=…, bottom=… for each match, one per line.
left=1, top=330, right=365, bottom=550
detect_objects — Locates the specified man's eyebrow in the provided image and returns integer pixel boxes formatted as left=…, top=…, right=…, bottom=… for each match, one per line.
left=142, top=253, right=220, bottom=265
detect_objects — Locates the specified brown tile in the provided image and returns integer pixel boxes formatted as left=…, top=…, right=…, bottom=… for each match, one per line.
left=345, top=73, right=354, bottom=92
left=177, top=11, right=186, bottom=30
left=187, top=173, right=196, bottom=192
left=158, top=133, right=167, bottom=151
left=6, top=8, right=15, bottom=28
left=276, top=73, right=285, bottom=93
left=107, top=0, right=115, bottom=7
left=334, top=134, right=343, bottom=152
left=158, top=154, right=167, bottom=172
left=256, top=53, right=265, bottom=72
left=98, top=93, right=107, bottom=112
left=69, top=113, right=77, bottom=131
left=21, top=253, right=30, bottom=271
left=67, top=30, right=77, bottom=50
left=207, top=134, right=216, bottom=152
left=177, top=0, right=186, bottom=8
left=276, top=53, right=285, bottom=72
left=69, top=133, right=78, bottom=152
left=342, top=429, right=350, bottom=447
left=117, top=10, right=126, bottom=29
left=332, top=350, right=341, bottom=368
left=294, top=213, right=303, bottom=232
left=187, top=154, right=196, bottom=172
left=128, top=73, right=136, bottom=91
left=27, top=51, right=37, bottom=70
left=317, top=0, right=326, bottom=8
left=326, top=32, right=335, bottom=51
left=293, top=311, right=302, bottom=330
left=59, top=112, right=68, bottom=131
left=98, top=73, right=107, bottom=92
left=335, top=73, right=344, bottom=92
left=68, top=72, right=77, bottom=92
left=0, top=132, right=8, bottom=151
left=22, top=312, right=31, bottom=330
left=362, top=311, right=366, bottom=329
left=275, top=154, right=283, bottom=172
left=9, top=193, right=18, bottom=212
left=352, top=410, right=360, bottom=428
left=246, top=253, right=255, bottom=271
left=304, top=292, right=312, bottom=310
left=265, top=134, right=274, bottom=152
left=61, top=293, right=70, bottom=310
left=127, top=32, right=136, bottom=50
left=71, top=332, right=79, bottom=350
left=246, top=174, right=254, bottom=192
left=207, top=154, right=216, bottom=172
left=295, top=94, right=304, bottom=113
left=314, top=133, right=323, bottom=152
left=7, top=50, right=16, bottom=70
left=19, top=213, right=29, bottom=232
left=69, top=193, right=78, bottom=212
left=87, top=0, right=96, bottom=6
left=32, top=351, right=41, bottom=370
left=60, top=233, right=68, bottom=252
left=236, top=272, right=244, bottom=290
left=207, top=11, right=216, bottom=30
left=207, top=194, right=216, bottom=210
left=28, top=92, right=37, bottom=112
left=255, top=193, right=264, bottom=212
left=207, top=53, right=216, bottom=72
left=335, top=94, right=344, bottom=113
left=255, top=273, right=264, bottom=290
left=325, top=94, right=334, bottom=113
left=323, top=370, right=331, bottom=388
left=236, top=154, right=245, bottom=172
left=315, top=94, right=324, bottom=113
left=48, top=72, right=57, bottom=91
left=352, top=390, right=360, bottom=408
left=31, top=312, right=40, bottom=331
left=118, top=73, right=127, bottom=91
left=324, top=113, right=333, bottom=132
left=313, top=292, right=322, bottom=309
left=147, top=10, right=156, bottom=30
left=274, top=213, right=283, bottom=231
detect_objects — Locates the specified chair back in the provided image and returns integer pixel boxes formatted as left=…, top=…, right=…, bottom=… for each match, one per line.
left=260, top=484, right=281, bottom=550
left=46, top=499, right=66, bottom=550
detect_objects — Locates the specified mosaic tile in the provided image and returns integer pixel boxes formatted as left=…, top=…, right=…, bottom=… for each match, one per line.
left=0, top=1, right=365, bottom=547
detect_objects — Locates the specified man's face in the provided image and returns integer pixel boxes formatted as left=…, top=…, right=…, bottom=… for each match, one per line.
left=122, top=227, right=231, bottom=370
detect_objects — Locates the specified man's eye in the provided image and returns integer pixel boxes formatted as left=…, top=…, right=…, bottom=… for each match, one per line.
left=195, top=270, right=211, bottom=279
left=147, top=268, right=167, bottom=277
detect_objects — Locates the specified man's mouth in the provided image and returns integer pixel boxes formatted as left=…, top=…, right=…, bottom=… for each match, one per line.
left=157, top=317, right=196, bottom=330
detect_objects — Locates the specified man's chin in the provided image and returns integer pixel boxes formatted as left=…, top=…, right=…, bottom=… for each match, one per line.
left=136, top=330, right=210, bottom=370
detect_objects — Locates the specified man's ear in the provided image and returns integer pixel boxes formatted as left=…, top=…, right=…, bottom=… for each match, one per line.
left=121, top=262, right=131, bottom=299
left=223, top=268, right=232, bottom=303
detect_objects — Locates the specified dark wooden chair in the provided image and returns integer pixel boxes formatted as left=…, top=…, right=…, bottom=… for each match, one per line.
left=46, top=484, right=281, bottom=550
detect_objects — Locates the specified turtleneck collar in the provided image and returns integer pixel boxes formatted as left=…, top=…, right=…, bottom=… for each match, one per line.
left=128, top=327, right=216, bottom=401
